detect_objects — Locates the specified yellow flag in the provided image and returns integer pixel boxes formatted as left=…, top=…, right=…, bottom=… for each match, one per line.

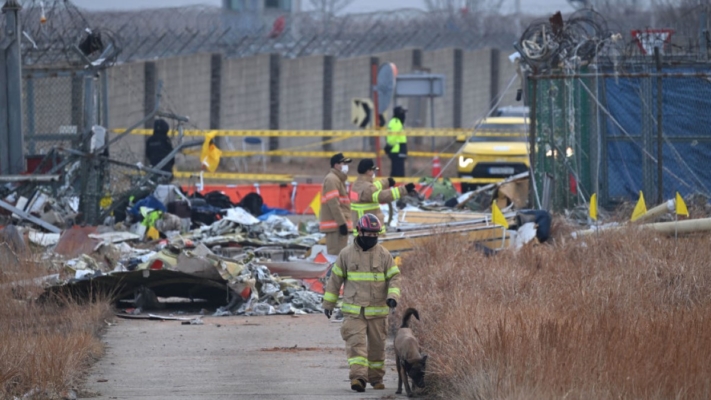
left=676, top=192, right=689, bottom=217
left=589, top=193, right=598, bottom=221
left=631, top=191, right=647, bottom=222
left=200, top=132, right=222, bottom=173
left=491, top=201, right=509, bottom=229
left=308, top=192, right=321, bottom=217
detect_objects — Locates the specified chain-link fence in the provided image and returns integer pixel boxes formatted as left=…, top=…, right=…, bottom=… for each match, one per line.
left=530, top=61, right=711, bottom=211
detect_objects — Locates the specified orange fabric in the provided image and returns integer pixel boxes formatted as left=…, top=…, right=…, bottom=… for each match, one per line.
left=183, top=183, right=455, bottom=215
left=320, top=220, right=353, bottom=230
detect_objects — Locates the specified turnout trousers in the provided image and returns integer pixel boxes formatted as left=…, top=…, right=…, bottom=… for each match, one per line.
left=340, top=309, right=388, bottom=384
left=325, top=231, right=348, bottom=256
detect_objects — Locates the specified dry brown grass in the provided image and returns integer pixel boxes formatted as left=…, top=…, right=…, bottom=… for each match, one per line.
left=0, top=249, right=111, bottom=399
left=397, top=227, right=711, bottom=399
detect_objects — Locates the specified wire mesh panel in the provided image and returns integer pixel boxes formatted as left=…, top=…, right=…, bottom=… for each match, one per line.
left=531, top=64, right=711, bottom=211
left=23, top=73, right=80, bottom=158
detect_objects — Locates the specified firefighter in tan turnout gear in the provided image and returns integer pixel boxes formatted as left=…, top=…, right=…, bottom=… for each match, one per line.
left=350, top=159, right=416, bottom=232
left=322, top=213, right=402, bottom=392
left=319, top=153, right=353, bottom=255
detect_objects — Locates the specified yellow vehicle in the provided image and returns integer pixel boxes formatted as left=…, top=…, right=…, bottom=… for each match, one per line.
left=456, top=116, right=529, bottom=192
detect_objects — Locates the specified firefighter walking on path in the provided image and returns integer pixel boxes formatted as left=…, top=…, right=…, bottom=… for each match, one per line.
left=350, top=159, right=415, bottom=232
left=322, top=214, right=402, bottom=392
left=385, top=105, right=408, bottom=177
left=319, top=153, right=353, bottom=255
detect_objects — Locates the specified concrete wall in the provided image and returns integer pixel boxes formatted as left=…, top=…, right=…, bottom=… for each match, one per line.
left=221, top=54, right=272, bottom=129
left=154, top=53, right=212, bottom=129
left=279, top=55, right=326, bottom=131
left=497, top=50, right=521, bottom=108
left=332, top=55, right=372, bottom=131
left=108, top=61, right=145, bottom=130
left=462, top=48, right=494, bottom=127
left=48, top=47, right=522, bottom=168
left=422, top=48, right=458, bottom=129
left=107, top=62, right=147, bottom=164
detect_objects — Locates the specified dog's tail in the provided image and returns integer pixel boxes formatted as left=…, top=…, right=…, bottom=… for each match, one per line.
left=401, top=308, right=420, bottom=328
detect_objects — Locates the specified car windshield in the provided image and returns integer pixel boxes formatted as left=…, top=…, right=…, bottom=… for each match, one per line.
left=468, top=123, right=528, bottom=142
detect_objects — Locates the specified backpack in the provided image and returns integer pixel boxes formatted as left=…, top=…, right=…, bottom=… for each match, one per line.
left=204, top=191, right=234, bottom=210
left=238, top=192, right=264, bottom=217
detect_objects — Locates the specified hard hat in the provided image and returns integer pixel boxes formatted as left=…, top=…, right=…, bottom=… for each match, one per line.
left=357, top=213, right=382, bottom=234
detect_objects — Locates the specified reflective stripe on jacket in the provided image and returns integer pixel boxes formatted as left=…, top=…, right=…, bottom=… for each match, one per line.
left=322, top=241, right=402, bottom=319
left=350, top=174, right=406, bottom=230
left=386, top=118, right=407, bottom=154
left=319, top=168, right=352, bottom=233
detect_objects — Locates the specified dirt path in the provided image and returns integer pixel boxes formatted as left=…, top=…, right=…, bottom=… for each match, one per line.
left=83, top=314, right=400, bottom=399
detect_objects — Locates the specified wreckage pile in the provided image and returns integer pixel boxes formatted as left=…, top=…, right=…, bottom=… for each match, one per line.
left=1, top=172, right=555, bottom=318
left=0, top=184, right=330, bottom=317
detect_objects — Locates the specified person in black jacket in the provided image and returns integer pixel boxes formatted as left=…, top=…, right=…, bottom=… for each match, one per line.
left=145, top=119, right=174, bottom=177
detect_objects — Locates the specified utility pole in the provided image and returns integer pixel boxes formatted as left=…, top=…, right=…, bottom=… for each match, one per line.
left=0, top=0, right=24, bottom=175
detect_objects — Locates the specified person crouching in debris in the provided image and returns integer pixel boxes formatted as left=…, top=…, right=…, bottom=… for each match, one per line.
left=145, top=118, right=174, bottom=179
left=322, top=213, right=401, bottom=393
left=350, top=159, right=416, bottom=233
left=320, top=153, right=353, bottom=255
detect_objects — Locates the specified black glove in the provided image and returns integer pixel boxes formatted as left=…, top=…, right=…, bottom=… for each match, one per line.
left=405, top=183, right=416, bottom=193
left=386, top=299, right=397, bottom=309
left=388, top=177, right=396, bottom=187
left=324, top=309, right=332, bottom=319
left=339, top=224, right=349, bottom=236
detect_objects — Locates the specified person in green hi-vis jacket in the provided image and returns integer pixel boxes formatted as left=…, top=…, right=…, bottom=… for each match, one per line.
left=384, top=106, right=408, bottom=177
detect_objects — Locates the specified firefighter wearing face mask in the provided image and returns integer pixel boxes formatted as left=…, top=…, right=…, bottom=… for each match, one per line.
left=322, top=213, right=401, bottom=392
left=350, top=159, right=416, bottom=233
left=319, top=153, right=353, bottom=255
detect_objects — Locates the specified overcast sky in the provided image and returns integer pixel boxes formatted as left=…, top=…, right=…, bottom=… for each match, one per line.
left=67, top=0, right=576, bottom=15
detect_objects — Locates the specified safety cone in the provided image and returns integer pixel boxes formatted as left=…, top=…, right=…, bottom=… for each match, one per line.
left=432, top=155, right=441, bottom=178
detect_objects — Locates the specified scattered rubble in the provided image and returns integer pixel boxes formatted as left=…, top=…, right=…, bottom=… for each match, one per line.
left=2, top=174, right=556, bottom=316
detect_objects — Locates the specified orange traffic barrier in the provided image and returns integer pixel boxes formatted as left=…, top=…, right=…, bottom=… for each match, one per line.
left=185, top=182, right=462, bottom=215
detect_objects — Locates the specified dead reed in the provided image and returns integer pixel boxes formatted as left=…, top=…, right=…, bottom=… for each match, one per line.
left=0, top=249, right=111, bottom=399
left=398, top=227, right=711, bottom=399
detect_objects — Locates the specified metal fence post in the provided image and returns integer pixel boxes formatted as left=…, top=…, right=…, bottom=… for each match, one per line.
left=2, top=0, right=24, bottom=174
left=101, top=70, right=109, bottom=129
left=26, top=77, right=35, bottom=155
left=655, top=47, right=664, bottom=204
left=269, top=53, right=280, bottom=159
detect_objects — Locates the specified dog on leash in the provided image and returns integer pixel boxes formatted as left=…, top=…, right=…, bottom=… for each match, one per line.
left=394, top=308, right=427, bottom=397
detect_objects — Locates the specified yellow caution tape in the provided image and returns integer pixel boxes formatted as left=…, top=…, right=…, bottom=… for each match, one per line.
left=173, top=170, right=500, bottom=184
left=181, top=149, right=456, bottom=159
left=117, top=128, right=468, bottom=138
left=172, top=171, right=296, bottom=182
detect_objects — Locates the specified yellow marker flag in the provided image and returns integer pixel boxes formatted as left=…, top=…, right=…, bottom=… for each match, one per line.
left=200, top=132, right=222, bottom=173
left=589, top=193, right=598, bottom=221
left=491, top=201, right=509, bottom=229
left=631, top=191, right=647, bottom=222
left=675, top=192, right=689, bottom=217
left=308, top=192, right=321, bottom=217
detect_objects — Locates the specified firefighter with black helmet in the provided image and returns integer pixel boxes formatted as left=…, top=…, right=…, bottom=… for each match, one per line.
left=322, top=213, right=402, bottom=392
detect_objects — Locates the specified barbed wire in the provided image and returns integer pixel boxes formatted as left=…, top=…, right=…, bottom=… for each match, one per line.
left=4, top=2, right=711, bottom=68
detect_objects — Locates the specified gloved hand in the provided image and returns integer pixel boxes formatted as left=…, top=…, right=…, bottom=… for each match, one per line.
left=388, top=177, right=396, bottom=187
left=386, top=299, right=397, bottom=309
left=405, top=183, right=416, bottom=194
left=339, top=224, right=349, bottom=236
left=324, top=309, right=332, bottom=319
